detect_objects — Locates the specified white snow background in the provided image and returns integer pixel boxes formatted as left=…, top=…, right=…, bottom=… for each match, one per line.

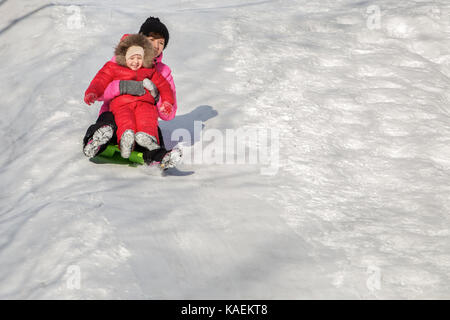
left=0, top=0, right=449, bottom=299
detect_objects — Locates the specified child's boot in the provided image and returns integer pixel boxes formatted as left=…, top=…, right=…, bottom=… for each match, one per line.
left=120, top=129, right=135, bottom=158
left=135, top=132, right=159, bottom=151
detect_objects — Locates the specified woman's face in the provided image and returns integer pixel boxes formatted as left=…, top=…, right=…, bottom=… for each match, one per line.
left=146, top=36, right=165, bottom=57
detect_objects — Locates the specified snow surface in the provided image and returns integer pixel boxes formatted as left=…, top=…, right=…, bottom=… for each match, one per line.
left=1, top=0, right=450, bottom=299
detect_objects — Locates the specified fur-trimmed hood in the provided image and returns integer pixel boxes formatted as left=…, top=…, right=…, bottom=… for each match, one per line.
left=114, top=34, right=154, bottom=68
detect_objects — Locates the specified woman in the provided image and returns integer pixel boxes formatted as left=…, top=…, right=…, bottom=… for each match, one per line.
left=83, top=17, right=181, bottom=168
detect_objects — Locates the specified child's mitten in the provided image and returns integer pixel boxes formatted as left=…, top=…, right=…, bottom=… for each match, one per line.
left=143, top=78, right=160, bottom=102
left=119, top=80, right=146, bottom=96
left=84, top=92, right=98, bottom=105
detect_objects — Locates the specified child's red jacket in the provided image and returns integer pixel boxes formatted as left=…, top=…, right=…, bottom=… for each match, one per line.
left=85, top=34, right=175, bottom=143
left=85, top=61, right=174, bottom=111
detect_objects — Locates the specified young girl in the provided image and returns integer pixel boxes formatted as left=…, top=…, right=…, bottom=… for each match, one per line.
left=84, top=34, right=174, bottom=158
left=83, top=17, right=181, bottom=168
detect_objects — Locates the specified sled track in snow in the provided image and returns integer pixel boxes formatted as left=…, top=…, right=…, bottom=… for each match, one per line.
left=223, top=0, right=450, bottom=298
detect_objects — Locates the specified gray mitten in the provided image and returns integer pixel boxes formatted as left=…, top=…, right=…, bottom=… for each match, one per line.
left=119, top=80, right=146, bottom=96
left=143, top=78, right=160, bottom=103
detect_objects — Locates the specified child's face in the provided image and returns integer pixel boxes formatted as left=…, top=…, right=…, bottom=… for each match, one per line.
left=126, top=54, right=143, bottom=70
left=146, top=36, right=165, bottom=57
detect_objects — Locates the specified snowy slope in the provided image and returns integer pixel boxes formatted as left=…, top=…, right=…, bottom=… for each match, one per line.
left=0, top=0, right=449, bottom=299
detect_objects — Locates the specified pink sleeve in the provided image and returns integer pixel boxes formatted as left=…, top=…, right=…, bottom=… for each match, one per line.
left=98, top=79, right=121, bottom=103
left=98, top=101, right=110, bottom=115
left=156, top=64, right=177, bottom=120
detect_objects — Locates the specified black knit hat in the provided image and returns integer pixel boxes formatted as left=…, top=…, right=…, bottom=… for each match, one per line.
left=139, top=17, right=169, bottom=48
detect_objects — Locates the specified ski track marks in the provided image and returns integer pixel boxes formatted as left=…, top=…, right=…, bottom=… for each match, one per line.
left=221, top=0, right=450, bottom=298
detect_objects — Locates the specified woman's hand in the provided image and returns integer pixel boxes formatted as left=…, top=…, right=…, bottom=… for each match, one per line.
left=119, top=80, right=146, bottom=96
